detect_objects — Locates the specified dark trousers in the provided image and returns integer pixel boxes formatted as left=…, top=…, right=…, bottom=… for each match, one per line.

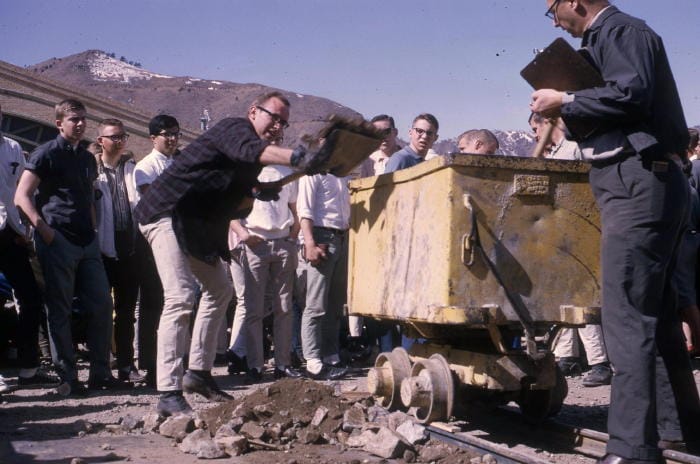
left=134, top=233, right=163, bottom=373
left=35, top=231, right=112, bottom=382
left=0, top=227, right=44, bottom=369
left=103, top=251, right=139, bottom=370
left=591, top=153, right=700, bottom=460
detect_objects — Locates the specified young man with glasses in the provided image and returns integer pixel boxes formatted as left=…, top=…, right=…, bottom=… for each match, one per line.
left=134, top=92, right=331, bottom=416
left=132, top=114, right=181, bottom=387
left=531, top=1, right=700, bottom=461
left=94, top=118, right=145, bottom=385
left=14, top=99, right=117, bottom=396
left=385, top=113, right=439, bottom=173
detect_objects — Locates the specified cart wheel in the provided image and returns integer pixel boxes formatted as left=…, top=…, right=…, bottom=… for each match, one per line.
left=517, top=365, right=568, bottom=423
left=400, top=353, right=455, bottom=423
left=367, top=347, right=412, bottom=410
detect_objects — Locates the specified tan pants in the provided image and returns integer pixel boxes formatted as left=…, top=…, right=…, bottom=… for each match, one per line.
left=552, top=324, right=608, bottom=365
left=140, top=216, right=233, bottom=391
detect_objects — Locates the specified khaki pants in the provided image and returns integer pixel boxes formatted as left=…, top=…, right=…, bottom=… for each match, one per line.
left=140, top=216, right=233, bottom=391
left=552, top=324, right=608, bottom=365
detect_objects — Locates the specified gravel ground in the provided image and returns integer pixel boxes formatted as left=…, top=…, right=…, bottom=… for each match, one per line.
left=1, top=360, right=699, bottom=463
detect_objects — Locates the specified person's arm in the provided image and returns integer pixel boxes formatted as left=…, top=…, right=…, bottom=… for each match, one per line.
left=229, top=219, right=263, bottom=247
left=14, top=170, right=54, bottom=244
left=300, top=217, right=326, bottom=266
left=288, top=202, right=300, bottom=240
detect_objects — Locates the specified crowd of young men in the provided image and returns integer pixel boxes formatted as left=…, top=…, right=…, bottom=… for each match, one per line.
left=1, top=2, right=700, bottom=462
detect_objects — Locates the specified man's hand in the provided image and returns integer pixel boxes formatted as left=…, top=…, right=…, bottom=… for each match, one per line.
left=304, top=242, right=328, bottom=266
left=38, top=223, right=55, bottom=245
left=530, top=89, right=565, bottom=118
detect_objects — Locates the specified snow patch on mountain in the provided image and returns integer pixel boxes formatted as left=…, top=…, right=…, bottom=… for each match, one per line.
left=88, top=52, right=171, bottom=83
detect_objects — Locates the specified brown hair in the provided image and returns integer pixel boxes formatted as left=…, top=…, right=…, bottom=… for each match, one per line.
left=55, top=98, right=86, bottom=120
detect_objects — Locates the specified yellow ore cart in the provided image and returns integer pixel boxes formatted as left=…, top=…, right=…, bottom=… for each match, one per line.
left=347, top=154, right=601, bottom=423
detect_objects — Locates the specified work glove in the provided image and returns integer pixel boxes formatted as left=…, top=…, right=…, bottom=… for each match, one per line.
left=290, top=130, right=338, bottom=175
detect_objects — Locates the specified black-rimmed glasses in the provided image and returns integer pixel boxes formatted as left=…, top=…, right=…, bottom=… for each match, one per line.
left=256, top=106, right=290, bottom=129
left=545, top=0, right=561, bottom=20
left=157, top=131, right=181, bottom=139
left=412, top=127, right=436, bottom=138
left=100, top=133, right=129, bottom=142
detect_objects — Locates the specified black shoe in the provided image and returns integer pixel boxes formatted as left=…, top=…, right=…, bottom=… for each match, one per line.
left=57, top=380, right=88, bottom=397
left=88, top=375, right=133, bottom=391
left=274, top=366, right=303, bottom=379
left=118, top=366, right=147, bottom=384
left=157, top=391, right=193, bottom=417
left=596, top=453, right=655, bottom=464
left=305, top=364, right=347, bottom=381
left=290, top=351, right=305, bottom=369
left=183, top=370, right=232, bottom=402
left=557, top=357, right=582, bottom=377
left=582, top=363, right=612, bottom=387
left=18, top=370, right=60, bottom=388
left=226, top=350, right=248, bottom=375
left=245, top=368, right=263, bottom=384
left=213, top=352, right=228, bottom=367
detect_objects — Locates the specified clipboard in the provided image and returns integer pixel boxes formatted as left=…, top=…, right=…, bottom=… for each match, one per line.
left=521, top=38, right=604, bottom=138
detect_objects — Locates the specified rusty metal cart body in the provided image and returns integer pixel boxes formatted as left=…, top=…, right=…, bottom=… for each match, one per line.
left=347, top=154, right=601, bottom=423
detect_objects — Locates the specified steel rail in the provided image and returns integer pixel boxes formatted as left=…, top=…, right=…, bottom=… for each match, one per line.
left=427, top=415, right=700, bottom=464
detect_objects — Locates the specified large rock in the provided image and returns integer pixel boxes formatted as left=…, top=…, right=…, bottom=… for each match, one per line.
left=239, top=422, right=266, bottom=440
left=159, top=415, right=194, bottom=441
left=310, top=406, right=329, bottom=427
left=396, top=420, right=428, bottom=445
left=180, top=429, right=226, bottom=459
left=214, top=435, right=248, bottom=456
left=142, top=413, right=162, bottom=433
left=363, top=427, right=409, bottom=459
left=346, top=429, right=375, bottom=448
left=342, top=406, right=366, bottom=432
left=120, top=414, right=142, bottom=431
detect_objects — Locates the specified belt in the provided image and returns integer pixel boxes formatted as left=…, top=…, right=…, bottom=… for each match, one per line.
left=314, top=226, right=347, bottom=236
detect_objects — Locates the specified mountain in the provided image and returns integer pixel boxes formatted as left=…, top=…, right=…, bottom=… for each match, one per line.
left=27, top=50, right=361, bottom=148
left=27, top=50, right=540, bottom=154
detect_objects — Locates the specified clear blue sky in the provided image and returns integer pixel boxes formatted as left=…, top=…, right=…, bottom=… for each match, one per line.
left=2, top=1, right=699, bottom=139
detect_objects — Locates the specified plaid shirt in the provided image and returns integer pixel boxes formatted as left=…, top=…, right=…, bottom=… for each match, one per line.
left=134, top=117, right=269, bottom=262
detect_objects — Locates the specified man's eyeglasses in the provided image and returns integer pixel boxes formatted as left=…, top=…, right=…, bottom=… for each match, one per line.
left=256, top=106, right=290, bottom=129
left=157, top=131, right=181, bottom=139
left=100, top=133, right=129, bottom=142
left=545, top=0, right=561, bottom=20
left=412, top=127, right=436, bottom=138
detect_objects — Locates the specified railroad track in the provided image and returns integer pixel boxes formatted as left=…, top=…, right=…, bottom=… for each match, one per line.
left=426, top=409, right=700, bottom=464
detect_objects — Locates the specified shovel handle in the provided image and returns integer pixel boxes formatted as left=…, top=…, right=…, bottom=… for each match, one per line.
left=531, top=119, right=555, bottom=158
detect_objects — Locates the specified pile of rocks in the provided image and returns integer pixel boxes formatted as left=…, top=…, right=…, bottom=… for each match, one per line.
left=102, top=378, right=476, bottom=462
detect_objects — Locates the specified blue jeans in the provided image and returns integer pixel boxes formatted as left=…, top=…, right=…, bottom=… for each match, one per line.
left=35, top=231, right=113, bottom=382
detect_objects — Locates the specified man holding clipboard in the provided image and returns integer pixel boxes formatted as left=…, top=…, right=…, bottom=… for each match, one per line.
left=528, top=1, right=700, bottom=463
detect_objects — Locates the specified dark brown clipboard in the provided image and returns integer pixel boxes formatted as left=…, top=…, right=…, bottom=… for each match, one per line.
left=521, top=38, right=604, bottom=138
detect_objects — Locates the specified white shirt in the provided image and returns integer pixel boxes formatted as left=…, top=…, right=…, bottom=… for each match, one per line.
left=0, top=135, right=25, bottom=234
left=369, top=149, right=390, bottom=175
left=242, top=165, right=298, bottom=240
left=297, top=174, right=350, bottom=230
left=133, top=149, right=172, bottom=190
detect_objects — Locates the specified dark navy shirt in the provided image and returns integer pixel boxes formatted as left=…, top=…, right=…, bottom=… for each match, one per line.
left=561, top=6, right=689, bottom=157
left=134, top=117, right=269, bottom=262
left=26, top=135, right=97, bottom=246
